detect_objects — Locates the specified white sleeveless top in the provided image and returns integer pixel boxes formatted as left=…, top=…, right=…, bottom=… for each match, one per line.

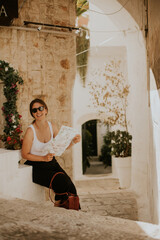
left=29, top=121, right=53, bottom=156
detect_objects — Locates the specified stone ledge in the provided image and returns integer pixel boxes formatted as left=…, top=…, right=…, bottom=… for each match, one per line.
left=0, top=148, right=46, bottom=202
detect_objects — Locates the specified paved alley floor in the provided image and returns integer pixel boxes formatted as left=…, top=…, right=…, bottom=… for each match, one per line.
left=0, top=197, right=160, bottom=240
left=79, top=190, right=138, bottom=220
left=75, top=177, right=138, bottom=220
left=0, top=175, right=160, bottom=240
left=84, top=161, right=111, bottom=175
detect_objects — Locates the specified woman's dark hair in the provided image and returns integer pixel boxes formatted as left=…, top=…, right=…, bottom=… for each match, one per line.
left=30, top=98, right=48, bottom=118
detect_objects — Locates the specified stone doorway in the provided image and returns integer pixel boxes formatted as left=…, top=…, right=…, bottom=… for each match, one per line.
left=82, top=119, right=111, bottom=176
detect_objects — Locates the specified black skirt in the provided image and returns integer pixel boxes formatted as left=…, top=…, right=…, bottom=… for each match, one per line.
left=24, top=157, right=77, bottom=198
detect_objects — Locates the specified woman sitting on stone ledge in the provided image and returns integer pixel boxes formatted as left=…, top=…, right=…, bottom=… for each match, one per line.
left=21, top=98, right=81, bottom=209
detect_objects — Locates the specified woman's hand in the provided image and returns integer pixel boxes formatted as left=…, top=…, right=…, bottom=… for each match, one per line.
left=72, top=134, right=81, bottom=144
left=43, top=153, right=55, bottom=162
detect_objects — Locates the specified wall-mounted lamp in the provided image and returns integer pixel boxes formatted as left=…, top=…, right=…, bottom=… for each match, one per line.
left=24, top=21, right=79, bottom=32
left=37, top=26, right=42, bottom=31
left=85, top=30, right=90, bottom=39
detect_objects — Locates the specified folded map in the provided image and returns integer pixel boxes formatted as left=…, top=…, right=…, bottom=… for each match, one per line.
left=42, top=125, right=79, bottom=156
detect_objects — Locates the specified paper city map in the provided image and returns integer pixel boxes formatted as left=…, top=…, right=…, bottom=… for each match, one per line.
left=42, top=125, right=79, bottom=156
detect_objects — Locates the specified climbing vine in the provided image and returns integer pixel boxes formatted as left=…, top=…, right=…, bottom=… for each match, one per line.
left=74, top=1, right=90, bottom=87
left=76, top=26, right=90, bottom=87
left=0, top=60, right=24, bottom=150
left=75, top=0, right=89, bottom=16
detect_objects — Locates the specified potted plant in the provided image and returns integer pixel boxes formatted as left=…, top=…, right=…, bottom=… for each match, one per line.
left=99, top=129, right=112, bottom=168
left=108, top=130, right=132, bottom=188
left=109, top=130, right=132, bottom=158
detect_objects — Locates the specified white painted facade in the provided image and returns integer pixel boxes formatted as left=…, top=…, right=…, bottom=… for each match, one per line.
left=72, top=0, right=160, bottom=224
left=72, top=46, right=128, bottom=180
left=72, top=1, right=132, bottom=179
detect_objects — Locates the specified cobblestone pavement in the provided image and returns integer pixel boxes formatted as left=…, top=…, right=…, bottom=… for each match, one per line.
left=76, top=177, right=138, bottom=220
left=0, top=177, right=160, bottom=240
left=0, top=198, right=160, bottom=240
left=79, top=191, right=138, bottom=220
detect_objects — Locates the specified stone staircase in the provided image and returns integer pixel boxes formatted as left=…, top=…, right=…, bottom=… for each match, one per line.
left=79, top=191, right=138, bottom=220
left=0, top=197, right=160, bottom=240
left=76, top=177, right=120, bottom=193
left=0, top=148, right=139, bottom=223
left=76, top=178, right=138, bottom=221
left=0, top=148, right=160, bottom=239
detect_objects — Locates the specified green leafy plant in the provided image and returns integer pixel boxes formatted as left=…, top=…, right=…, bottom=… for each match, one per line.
left=75, top=0, right=90, bottom=87
left=75, top=0, right=89, bottom=17
left=82, top=127, right=92, bottom=174
left=99, top=130, right=111, bottom=167
left=0, top=60, right=23, bottom=150
left=105, top=130, right=132, bottom=157
left=76, top=26, right=90, bottom=87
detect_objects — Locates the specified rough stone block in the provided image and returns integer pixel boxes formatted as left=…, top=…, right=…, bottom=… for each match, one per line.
left=0, top=0, right=76, bottom=178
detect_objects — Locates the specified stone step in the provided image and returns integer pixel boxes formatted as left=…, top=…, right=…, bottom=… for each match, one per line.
left=0, top=163, right=46, bottom=201
left=79, top=190, right=138, bottom=221
left=89, top=161, right=105, bottom=165
left=89, top=156, right=100, bottom=162
left=0, top=197, right=160, bottom=240
left=16, top=165, right=46, bottom=201
left=0, top=149, right=21, bottom=197
left=85, top=163, right=112, bottom=175
left=0, top=149, right=21, bottom=176
left=75, top=177, right=120, bottom=194
left=75, top=178, right=138, bottom=221
left=0, top=148, right=46, bottom=202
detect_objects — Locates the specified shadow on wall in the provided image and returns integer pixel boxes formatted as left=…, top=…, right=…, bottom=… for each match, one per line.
left=149, top=68, right=160, bottom=224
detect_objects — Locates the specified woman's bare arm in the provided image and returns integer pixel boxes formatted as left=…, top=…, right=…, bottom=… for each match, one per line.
left=67, top=134, right=81, bottom=149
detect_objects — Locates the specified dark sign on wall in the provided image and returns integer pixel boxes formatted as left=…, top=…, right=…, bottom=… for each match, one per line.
left=0, top=0, right=18, bottom=26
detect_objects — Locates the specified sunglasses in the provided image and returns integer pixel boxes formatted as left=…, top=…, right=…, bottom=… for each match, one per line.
left=32, top=106, right=44, bottom=113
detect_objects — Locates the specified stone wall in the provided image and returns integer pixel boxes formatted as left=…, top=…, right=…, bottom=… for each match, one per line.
left=0, top=0, right=76, bottom=177
left=148, top=0, right=160, bottom=89
left=148, top=0, right=160, bottom=224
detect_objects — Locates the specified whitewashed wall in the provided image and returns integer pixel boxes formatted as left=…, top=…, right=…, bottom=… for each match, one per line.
left=72, top=1, right=129, bottom=180
left=126, top=31, right=150, bottom=222
left=149, top=69, right=160, bottom=224
left=72, top=0, right=155, bottom=224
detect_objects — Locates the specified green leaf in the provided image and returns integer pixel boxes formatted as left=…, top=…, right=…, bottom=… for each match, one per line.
left=0, top=60, right=24, bottom=150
